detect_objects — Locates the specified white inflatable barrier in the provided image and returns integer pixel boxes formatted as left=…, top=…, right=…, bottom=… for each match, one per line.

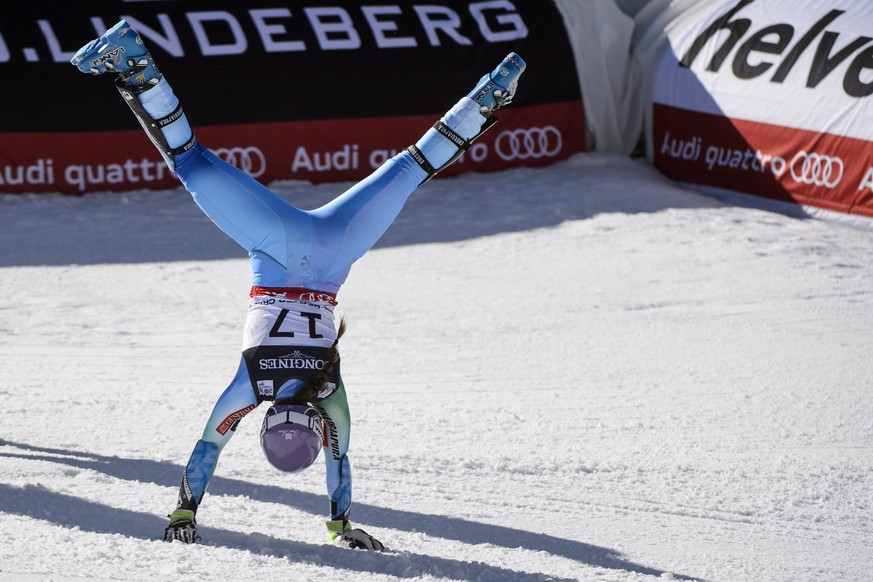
left=552, top=0, right=638, bottom=153
left=630, top=0, right=873, bottom=222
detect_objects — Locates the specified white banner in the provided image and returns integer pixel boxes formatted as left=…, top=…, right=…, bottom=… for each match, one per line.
left=644, top=0, right=873, bottom=218
left=654, top=0, right=873, bottom=140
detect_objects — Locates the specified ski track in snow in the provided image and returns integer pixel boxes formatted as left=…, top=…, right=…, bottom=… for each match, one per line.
left=0, top=153, right=871, bottom=582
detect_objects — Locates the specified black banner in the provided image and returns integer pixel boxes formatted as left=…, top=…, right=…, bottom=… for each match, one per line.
left=1, top=0, right=578, bottom=131
left=0, top=0, right=585, bottom=193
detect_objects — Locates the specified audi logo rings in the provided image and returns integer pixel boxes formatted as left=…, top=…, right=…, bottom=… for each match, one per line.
left=495, top=126, right=562, bottom=161
left=212, top=146, right=267, bottom=178
left=790, top=151, right=844, bottom=189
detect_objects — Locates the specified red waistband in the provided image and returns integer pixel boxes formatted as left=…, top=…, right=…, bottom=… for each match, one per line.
left=250, top=286, right=337, bottom=305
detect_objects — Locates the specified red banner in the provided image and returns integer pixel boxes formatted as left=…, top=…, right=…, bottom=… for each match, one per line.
left=654, top=104, right=873, bottom=217
left=0, top=101, right=583, bottom=194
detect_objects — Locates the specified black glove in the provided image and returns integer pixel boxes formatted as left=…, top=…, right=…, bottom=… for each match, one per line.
left=326, top=518, right=384, bottom=551
left=163, top=509, right=199, bottom=544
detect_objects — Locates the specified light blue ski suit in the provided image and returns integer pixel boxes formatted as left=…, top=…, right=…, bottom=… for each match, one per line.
left=174, top=142, right=428, bottom=523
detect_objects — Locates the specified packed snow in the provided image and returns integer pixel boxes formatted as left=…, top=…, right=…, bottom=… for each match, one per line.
left=0, top=152, right=871, bottom=581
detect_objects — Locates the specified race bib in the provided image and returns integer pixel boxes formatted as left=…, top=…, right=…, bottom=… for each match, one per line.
left=243, top=296, right=337, bottom=351
left=243, top=344, right=341, bottom=403
left=242, top=297, right=341, bottom=402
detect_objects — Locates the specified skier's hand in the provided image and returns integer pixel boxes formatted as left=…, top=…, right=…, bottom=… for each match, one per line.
left=327, top=518, right=384, bottom=551
left=163, top=518, right=199, bottom=544
left=336, top=528, right=384, bottom=551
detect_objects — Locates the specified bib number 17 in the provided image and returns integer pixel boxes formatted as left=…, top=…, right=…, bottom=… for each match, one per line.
left=268, top=309, right=324, bottom=339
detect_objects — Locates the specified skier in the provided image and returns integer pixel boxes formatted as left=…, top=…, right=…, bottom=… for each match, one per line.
left=71, top=19, right=525, bottom=550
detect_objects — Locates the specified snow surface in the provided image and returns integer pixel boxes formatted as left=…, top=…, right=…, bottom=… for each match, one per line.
left=1, top=152, right=871, bottom=581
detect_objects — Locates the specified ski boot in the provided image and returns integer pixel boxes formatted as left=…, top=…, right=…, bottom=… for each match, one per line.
left=70, top=20, right=194, bottom=171
left=407, top=52, right=526, bottom=183
left=468, top=52, right=526, bottom=115
left=163, top=508, right=199, bottom=544
left=71, top=19, right=161, bottom=94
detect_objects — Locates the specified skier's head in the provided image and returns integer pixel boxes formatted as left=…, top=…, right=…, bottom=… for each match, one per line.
left=260, top=403, right=324, bottom=472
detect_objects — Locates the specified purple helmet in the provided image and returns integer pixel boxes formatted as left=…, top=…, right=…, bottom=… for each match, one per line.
left=260, top=403, right=324, bottom=472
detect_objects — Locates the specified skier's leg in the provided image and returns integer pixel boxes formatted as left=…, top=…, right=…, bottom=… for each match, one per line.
left=71, top=20, right=310, bottom=260
left=164, top=357, right=258, bottom=542
left=174, top=145, right=313, bottom=261
left=311, top=53, right=526, bottom=270
left=135, top=76, right=306, bottom=255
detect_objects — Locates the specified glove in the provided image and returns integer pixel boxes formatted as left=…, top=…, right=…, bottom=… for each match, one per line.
left=163, top=509, right=199, bottom=544
left=326, top=518, right=384, bottom=551
left=337, top=528, right=385, bottom=551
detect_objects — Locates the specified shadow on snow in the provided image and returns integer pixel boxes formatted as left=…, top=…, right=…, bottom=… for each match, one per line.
left=0, top=154, right=720, bottom=268
left=0, top=438, right=699, bottom=581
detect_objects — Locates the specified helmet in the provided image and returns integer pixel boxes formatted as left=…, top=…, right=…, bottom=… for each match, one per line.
left=260, top=403, right=324, bottom=472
